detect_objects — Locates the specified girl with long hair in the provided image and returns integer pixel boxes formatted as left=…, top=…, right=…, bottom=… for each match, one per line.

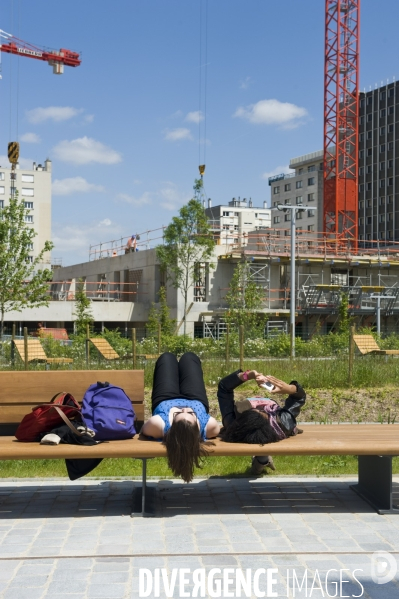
left=218, top=369, right=306, bottom=475
left=141, top=352, right=219, bottom=483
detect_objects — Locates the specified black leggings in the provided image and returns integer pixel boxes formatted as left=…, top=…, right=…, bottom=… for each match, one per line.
left=151, top=352, right=209, bottom=413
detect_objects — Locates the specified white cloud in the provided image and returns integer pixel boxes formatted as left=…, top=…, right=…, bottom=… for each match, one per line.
left=85, top=114, right=94, bottom=123
left=0, top=155, right=35, bottom=169
left=20, top=132, right=41, bottom=143
left=159, top=182, right=191, bottom=210
left=117, top=192, right=152, bottom=206
left=185, top=111, right=204, bottom=124
left=163, top=128, right=193, bottom=142
left=262, top=165, right=293, bottom=180
left=239, top=76, right=252, bottom=90
left=52, top=220, right=123, bottom=259
left=52, top=177, right=105, bottom=196
left=26, top=106, right=83, bottom=124
left=52, top=137, right=122, bottom=165
left=99, top=218, right=111, bottom=226
left=234, top=99, right=308, bottom=127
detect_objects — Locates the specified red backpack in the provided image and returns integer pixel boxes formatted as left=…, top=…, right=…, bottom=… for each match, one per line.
left=15, top=392, right=82, bottom=442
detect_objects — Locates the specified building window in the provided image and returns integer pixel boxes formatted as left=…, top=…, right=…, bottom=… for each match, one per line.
left=360, top=116, right=365, bottom=125
left=380, top=108, right=386, bottom=117
left=360, top=98, right=365, bottom=108
left=307, top=165, right=316, bottom=172
left=379, top=231, right=385, bottom=240
left=379, top=197, right=385, bottom=205
left=388, top=141, right=394, bottom=150
left=389, top=106, right=394, bottom=115
left=367, top=131, right=372, bottom=140
left=359, top=166, right=364, bottom=176
left=307, top=193, right=315, bottom=202
left=367, top=96, right=372, bottom=105
left=388, top=124, right=394, bottom=133
left=380, top=161, right=385, bottom=170
left=367, top=199, right=372, bottom=207
left=387, top=195, right=393, bottom=204
left=359, top=184, right=364, bottom=192
left=379, top=180, right=385, bottom=188
left=234, top=212, right=239, bottom=216
left=24, top=215, right=33, bottom=223
left=366, top=148, right=372, bottom=157
left=367, top=217, right=372, bottom=225
left=26, top=256, right=33, bottom=263
left=296, top=211, right=303, bottom=220
left=359, top=200, right=364, bottom=209
left=284, top=183, right=291, bottom=192
left=367, top=114, right=372, bottom=122
left=0, top=186, right=5, bottom=195
left=0, top=200, right=3, bottom=208
left=389, top=88, right=395, bottom=98
left=380, top=126, right=386, bottom=135
left=298, top=168, right=303, bottom=175
left=284, top=230, right=290, bottom=237
left=307, top=177, right=315, bottom=186
left=284, top=199, right=290, bottom=204
left=379, top=214, right=385, bottom=223
left=284, top=213, right=290, bottom=222
left=22, top=188, right=34, bottom=197
left=380, top=144, right=386, bottom=153
left=222, top=211, right=229, bottom=216
left=21, top=174, right=34, bottom=183
left=273, top=201, right=278, bottom=207
left=296, top=180, right=302, bottom=189
left=359, top=133, right=364, bottom=142
left=308, top=209, right=315, bottom=217
left=388, top=159, right=394, bottom=168
left=307, top=224, right=315, bottom=232
left=359, top=217, right=364, bottom=225
left=366, top=182, right=372, bottom=191
left=0, top=172, right=4, bottom=181
left=388, top=177, right=393, bottom=186
left=380, top=91, right=386, bottom=101
left=367, top=165, right=372, bottom=174
left=296, top=226, right=302, bottom=234
left=273, top=186, right=280, bottom=194
left=273, top=216, right=280, bottom=224
left=296, top=196, right=303, bottom=204
left=359, top=150, right=364, bottom=159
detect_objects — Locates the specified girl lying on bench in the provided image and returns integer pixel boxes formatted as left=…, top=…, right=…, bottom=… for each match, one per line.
left=218, top=370, right=306, bottom=475
left=141, top=352, right=220, bottom=483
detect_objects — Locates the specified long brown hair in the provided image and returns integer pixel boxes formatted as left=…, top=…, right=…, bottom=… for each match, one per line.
left=164, top=419, right=211, bottom=483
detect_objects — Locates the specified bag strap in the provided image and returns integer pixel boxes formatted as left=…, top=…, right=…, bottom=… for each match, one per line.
left=52, top=406, right=87, bottom=437
left=49, top=391, right=68, bottom=404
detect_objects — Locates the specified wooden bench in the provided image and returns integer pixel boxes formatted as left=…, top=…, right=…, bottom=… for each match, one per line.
left=88, top=338, right=120, bottom=360
left=353, top=334, right=399, bottom=356
left=13, top=339, right=73, bottom=365
left=0, top=370, right=398, bottom=516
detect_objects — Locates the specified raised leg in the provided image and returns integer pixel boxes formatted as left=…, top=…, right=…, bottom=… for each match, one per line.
left=350, top=455, right=399, bottom=514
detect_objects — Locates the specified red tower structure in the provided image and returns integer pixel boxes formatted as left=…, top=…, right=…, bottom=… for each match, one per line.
left=323, top=0, right=360, bottom=250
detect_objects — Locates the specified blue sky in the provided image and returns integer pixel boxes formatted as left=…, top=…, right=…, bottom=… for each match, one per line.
left=1, top=0, right=399, bottom=266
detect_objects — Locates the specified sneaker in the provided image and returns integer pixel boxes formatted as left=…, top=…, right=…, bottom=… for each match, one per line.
left=250, top=456, right=276, bottom=475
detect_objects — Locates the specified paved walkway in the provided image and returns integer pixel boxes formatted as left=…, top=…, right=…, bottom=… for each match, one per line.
left=0, top=476, right=398, bottom=598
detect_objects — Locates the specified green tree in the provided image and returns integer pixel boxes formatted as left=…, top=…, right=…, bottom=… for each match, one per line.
left=156, top=180, right=215, bottom=336
left=337, top=292, right=352, bottom=335
left=73, top=279, right=94, bottom=336
left=147, top=285, right=176, bottom=338
left=225, top=261, right=267, bottom=339
left=0, top=192, right=53, bottom=339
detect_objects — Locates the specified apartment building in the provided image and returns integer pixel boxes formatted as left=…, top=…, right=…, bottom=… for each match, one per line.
left=205, top=197, right=271, bottom=245
left=0, top=158, right=52, bottom=264
left=358, top=81, right=399, bottom=245
left=268, top=150, right=323, bottom=238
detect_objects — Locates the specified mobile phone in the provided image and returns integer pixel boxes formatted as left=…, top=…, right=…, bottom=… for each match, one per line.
left=260, top=381, right=275, bottom=391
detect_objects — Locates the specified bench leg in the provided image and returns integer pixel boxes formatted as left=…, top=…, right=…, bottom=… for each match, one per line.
left=131, top=458, right=155, bottom=517
left=350, top=456, right=399, bottom=514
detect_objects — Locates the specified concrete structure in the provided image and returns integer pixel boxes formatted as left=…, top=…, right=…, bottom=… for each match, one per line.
left=205, top=197, right=271, bottom=245
left=0, top=158, right=52, bottom=265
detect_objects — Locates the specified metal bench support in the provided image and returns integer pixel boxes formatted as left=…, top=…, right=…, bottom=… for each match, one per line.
left=131, top=458, right=154, bottom=517
left=351, top=455, right=399, bottom=514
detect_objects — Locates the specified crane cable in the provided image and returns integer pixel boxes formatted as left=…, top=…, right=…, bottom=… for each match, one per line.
left=198, top=0, right=208, bottom=185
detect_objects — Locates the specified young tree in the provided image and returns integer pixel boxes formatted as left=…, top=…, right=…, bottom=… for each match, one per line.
left=156, top=180, right=215, bottom=336
left=225, top=261, right=267, bottom=339
left=73, top=279, right=94, bottom=336
left=0, top=193, right=54, bottom=339
left=147, top=285, right=176, bottom=338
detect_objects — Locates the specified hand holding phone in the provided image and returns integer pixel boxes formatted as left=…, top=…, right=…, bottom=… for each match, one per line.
left=259, top=380, right=275, bottom=391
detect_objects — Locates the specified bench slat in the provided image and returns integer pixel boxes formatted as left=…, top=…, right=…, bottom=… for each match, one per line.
left=0, top=371, right=145, bottom=405
left=0, top=425, right=398, bottom=460
left=0, top=404, right=145, bottom=425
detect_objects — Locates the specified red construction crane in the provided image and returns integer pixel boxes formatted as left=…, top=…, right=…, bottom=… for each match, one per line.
left=323, top=0, right=360, bottom=250
left=0, top=30, right=81, bottom=74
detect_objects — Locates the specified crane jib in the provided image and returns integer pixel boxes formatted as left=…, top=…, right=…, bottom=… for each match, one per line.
left=17, top=48, right=42, bottom=58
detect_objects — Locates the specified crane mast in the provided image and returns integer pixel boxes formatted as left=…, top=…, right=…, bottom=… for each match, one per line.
left=323, top=0, right=360, bottom=249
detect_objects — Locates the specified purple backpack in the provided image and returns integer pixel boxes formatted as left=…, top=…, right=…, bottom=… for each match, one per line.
left=81, top=382, right=136, bottom=440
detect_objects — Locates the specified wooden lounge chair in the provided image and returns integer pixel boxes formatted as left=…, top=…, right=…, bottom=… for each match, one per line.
left=353, top=334, right=399, bottom=356
left=13, top=339, right=73, bottom=364
left=88, top=338, right=120, bottom=360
